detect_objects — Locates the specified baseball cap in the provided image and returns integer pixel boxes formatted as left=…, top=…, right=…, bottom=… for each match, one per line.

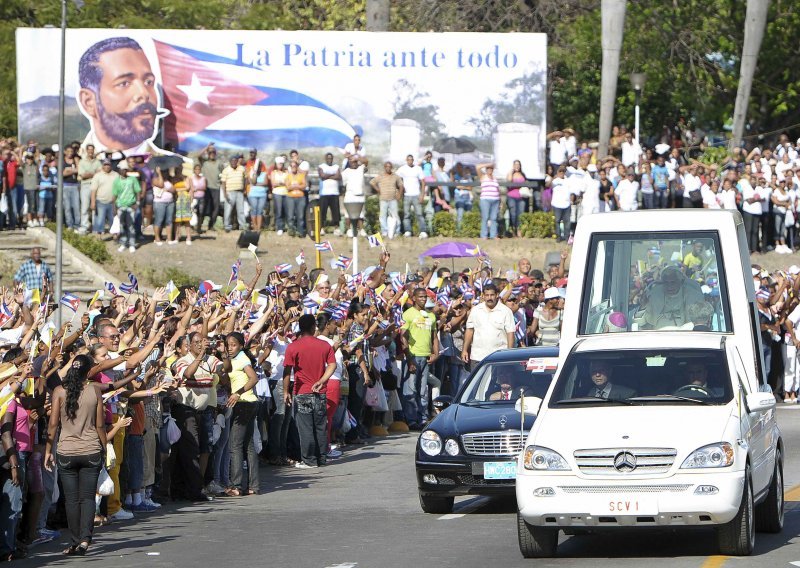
left=117, top=161, right=129, bottom=170
left=101, top=158, right=111, bottom=165
left=275, top=156, right=286, bottom=165
left=789, top=265, right=800, bottom=275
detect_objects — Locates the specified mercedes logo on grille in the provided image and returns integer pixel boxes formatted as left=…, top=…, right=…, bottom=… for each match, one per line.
left=499, top=415, right=508, bottom=429
left=614, top=451, right=637, bottom=472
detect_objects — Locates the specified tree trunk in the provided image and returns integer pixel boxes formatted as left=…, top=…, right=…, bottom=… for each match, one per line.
left=730, top=0, right=769, bottom=150
left=366, top=0, right=390, bottom=31
left=597, top=0, right=627, bottom=158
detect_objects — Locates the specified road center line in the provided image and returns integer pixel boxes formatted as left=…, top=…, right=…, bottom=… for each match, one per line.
left=785, top=483, right=800, bottom=502
left=438, top=496, right=490, bottom=520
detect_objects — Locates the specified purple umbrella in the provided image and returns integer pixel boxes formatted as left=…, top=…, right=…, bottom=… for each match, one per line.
left=418, top=242, right=481, bottom=264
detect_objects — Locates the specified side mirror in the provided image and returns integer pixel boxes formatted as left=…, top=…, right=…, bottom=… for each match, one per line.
left=515, top=396, right=542, bottom=416
left=433, top=396, right=453, bottom=410
left=746, top=392, right=776, bottom=412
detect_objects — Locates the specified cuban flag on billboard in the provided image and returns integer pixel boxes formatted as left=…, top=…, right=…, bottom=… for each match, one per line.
left=153, top=41, right=358, bottom=151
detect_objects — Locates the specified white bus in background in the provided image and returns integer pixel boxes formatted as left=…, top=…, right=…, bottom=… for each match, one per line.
left=515, top=210, right=782, bottom=558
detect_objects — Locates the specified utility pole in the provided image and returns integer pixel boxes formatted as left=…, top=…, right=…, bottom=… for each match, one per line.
left=597, top=0, right=627, bottom=159
left=55, top=0, right=68, bottom=328
left=730, top=0, right=769, bottom=150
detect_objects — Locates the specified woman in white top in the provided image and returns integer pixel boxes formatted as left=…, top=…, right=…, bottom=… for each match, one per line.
left=772, top=180, right=792, bottom=253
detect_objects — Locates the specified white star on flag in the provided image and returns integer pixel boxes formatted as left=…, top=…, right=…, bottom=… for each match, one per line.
left=177, top=74, right=215, bottom=108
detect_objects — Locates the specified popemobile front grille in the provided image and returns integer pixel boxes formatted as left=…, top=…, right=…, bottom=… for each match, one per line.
left=558, top=484, right=692, bottom=494
left=461, top=431, right=525, bottom=456
left=573, top=448, right=678, bottom=474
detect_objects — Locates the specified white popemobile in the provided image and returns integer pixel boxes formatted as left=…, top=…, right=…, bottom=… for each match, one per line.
left=515, top=210, right=783, bottom=558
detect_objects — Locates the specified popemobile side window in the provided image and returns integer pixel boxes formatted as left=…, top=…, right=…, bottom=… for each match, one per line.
left=580, top=233, right=732, bottom=334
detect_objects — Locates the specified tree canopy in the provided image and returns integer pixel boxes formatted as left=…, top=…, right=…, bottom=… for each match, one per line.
left=3, top=0, right=798, bottom=144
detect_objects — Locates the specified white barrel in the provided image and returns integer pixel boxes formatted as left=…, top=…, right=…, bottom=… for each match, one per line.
left=390, top=119, right=421, bottom=165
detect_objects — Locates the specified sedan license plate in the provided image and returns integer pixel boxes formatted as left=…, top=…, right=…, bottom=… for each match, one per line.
left=589, top=496, right=658, bottom=516
left=483, top=461, right=517, bottom=480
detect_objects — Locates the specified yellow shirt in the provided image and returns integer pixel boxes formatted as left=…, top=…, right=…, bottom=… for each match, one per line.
left=683, top=252, right=703, bottom=270
left=229, top=352, right=257, bottom=402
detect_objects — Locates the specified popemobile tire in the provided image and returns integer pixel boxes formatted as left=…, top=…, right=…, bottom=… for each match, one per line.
left=717, top=465, right=755, bottom=556
left=755, top=449, right=784, bottom=533
left=517, top=513, right=558, bottom=558
left=418, top=493, right=454, bottom=514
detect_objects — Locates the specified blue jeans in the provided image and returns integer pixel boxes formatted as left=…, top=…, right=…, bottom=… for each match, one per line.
left=379, top=199, right=399, bottom=236
left=0, top=453, right=25, bottom=555
left=479, top=198, right=499, bottom=239
left=153, top=200, right=175, bottom=229
left=507, top=196, right=525, bottom=232
left=63, top=184, right=81, bottom=229
left=654, top=188, right=668, bottom=208
left=455, top=199, right=472, bottom=228
left=273, top=194, right=287, bottom=231
left=125, top=434, right=144, bottom=491
left=641, top=192, right=654, bottom=210
left=287, top=196, right=306, bottom=235
left=403, top=196, right=426, bottom=234
left=293, top=393, right=328, bottom=467
left=118, top=207, right=137, bottom=247
left=93, top=201, right=114, bottom=233
left=402, top=355, right=430, bottom=425
left=213, top=407, right=232, bottom=487
left=248, top=195, right=267, bottom=218
left=223, top=191, right=246, bottom=230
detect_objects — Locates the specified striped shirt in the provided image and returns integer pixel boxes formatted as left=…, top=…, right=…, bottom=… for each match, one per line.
left=480, top=177, right=500, bottom=200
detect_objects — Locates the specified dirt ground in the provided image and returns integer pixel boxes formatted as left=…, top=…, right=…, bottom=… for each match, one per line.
left=103, top=229, right=569, bottom=286
left=100, top=227, right=797, bottom=288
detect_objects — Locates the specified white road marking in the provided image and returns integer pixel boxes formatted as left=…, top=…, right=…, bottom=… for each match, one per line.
left=438, top=496, right=490, bottom=520
left=324, top=564, right=357, bottom=568
left=788, top=562, right=800, bottom=567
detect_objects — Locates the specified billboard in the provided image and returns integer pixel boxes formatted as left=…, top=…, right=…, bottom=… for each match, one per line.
left=16, top=29, right=547, bottom=177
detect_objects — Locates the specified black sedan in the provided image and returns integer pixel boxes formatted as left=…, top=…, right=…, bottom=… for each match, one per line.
left=416, top=346, right=559, bottom=514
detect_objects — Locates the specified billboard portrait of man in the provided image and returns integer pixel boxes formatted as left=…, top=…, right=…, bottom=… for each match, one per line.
left=77, top=36, right=173, bottom=158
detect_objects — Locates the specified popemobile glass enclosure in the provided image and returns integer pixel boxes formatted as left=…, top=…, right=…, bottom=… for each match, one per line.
left=563, top=210, right=765, bottom=393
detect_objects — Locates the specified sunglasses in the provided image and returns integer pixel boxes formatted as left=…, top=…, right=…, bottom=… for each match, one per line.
left=103, top=334, right=120, bottom=341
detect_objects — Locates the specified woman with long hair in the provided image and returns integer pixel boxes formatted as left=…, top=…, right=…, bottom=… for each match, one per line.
left=476, top=162, right=500, bottom=239
left=506, top=160, right=527, bottom=237
left=220, top=332, right=259, bottom=497
left=44, top=354, right=107, bottom=556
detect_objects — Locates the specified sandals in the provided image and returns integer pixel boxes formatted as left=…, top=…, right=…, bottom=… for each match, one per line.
left=224, top=488, right=242, bottom=497
left=63, top=545, right=80, bottom=556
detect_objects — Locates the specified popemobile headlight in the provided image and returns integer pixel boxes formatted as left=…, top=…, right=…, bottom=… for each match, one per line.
left=445, top=439, right=460, bottom=456
left=420, top=431, right=443, bottom=456
left=523, top=446, right=570, bottom=471
left=681, top=442, right=734, bottom=469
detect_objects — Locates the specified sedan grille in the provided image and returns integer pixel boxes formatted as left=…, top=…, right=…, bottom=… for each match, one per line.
left=558, top=484, right=691, bottom=494
left=461, top=431, right=524, bottom=456
left=573, top=448, right=677, bottom=475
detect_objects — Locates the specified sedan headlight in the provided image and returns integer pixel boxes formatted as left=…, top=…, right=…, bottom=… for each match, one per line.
left=523, top=446, right=570, bottom=471
left=680, top=442, right=734, bottom=469
left=420, top=431, right=442, bottom=456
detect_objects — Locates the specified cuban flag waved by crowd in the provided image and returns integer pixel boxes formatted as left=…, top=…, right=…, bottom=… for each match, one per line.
left=153, top=40, right=358, bottom=151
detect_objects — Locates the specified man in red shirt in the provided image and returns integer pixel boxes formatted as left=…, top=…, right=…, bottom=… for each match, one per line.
left=283, top=314, right=337, bottom=469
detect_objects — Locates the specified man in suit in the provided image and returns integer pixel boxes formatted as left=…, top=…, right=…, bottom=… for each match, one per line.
left=586, top=361, right=636, bottom=400
left=674, top=362, right=722, bottom=398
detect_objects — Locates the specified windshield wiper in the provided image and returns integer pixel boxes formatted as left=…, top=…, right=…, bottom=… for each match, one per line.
left=628, top=395, right=711, bottom=405
left=555, top=397, right=633, bottom=405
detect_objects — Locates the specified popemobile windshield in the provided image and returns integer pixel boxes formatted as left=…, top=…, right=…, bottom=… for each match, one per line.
left=561, top=209, right=765, bottom=386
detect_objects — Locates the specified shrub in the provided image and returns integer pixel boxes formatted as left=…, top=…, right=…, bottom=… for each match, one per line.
left=432, top=211, right=456, bottom=238
left=46, top=222, right=111, bottom=264
left=457, top=211, right=481, bottom=238
left=161, top=267, right=198, bottom=288
left=364, top=197, right=380, bottom=234
left=519, top=212, right=555, bottom=239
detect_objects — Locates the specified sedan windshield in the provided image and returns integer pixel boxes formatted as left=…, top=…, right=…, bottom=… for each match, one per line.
left=548, top=348, right=733, bottom=407
left=459, top=358, right=557, bottom=404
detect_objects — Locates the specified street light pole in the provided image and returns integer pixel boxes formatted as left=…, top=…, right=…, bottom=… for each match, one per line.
left=629, top=72, right=646, bottom=150
left=54, top=0, right=67, bottom=328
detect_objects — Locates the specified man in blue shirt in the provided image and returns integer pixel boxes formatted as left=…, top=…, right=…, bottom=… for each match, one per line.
left=13, top=248, right=53, bottom=293
left=651, top=155, right=670, bottom=209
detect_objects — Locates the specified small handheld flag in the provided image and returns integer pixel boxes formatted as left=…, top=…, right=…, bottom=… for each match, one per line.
left=367, top=233, right=384, bottom=248
left=333, top=255, right=352, bottom=271
left=119, top=273, right=139, bottom=294
left=247, top=243, right=258, bottom=259
left=274, top=263, right=292, bottom=274
left=229, top=260, right=241, bottom=285
left=165, top=281, right=180, bottom=303
left=296, top=250, right=305, bottom=265
left=60, top=293, right=80, bottom=313
left=104, top=282, right=118, bottom=296
left=0, top=303, right=13, bottom=328
left=315, top=241, right=333, bottom=252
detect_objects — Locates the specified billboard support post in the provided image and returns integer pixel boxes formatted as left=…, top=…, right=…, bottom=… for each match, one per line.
left=54, top=0, right=67, bottom=329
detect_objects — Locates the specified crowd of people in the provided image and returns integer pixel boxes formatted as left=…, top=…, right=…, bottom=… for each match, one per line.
left=0, top=240, right=570, bottom=559
left=3, top=128, right=800, bottom=252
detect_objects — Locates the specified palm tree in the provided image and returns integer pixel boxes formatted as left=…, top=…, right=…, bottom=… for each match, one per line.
left=730, top=0, right=770, bottom=150
left=597, top=0, right=627, bottom=158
